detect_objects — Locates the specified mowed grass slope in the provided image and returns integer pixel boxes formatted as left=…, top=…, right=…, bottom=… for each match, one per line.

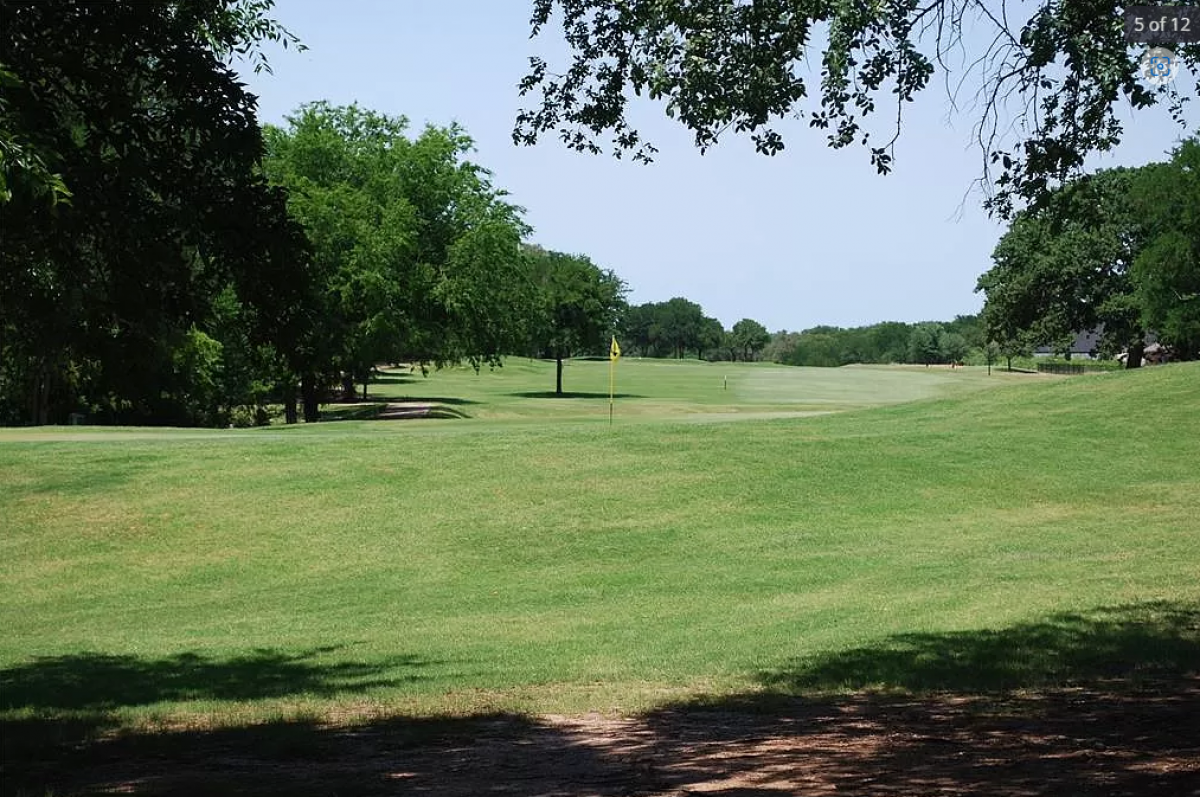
left=1, top=361, right=1197, bottom=727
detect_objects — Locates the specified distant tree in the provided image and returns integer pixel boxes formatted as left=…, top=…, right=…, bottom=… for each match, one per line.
left=731, top=318, right=771, bottom=362
left=526, top=249, right=626, bottom=394
left=1130, top=138, right=1200, bottom=360
left=617, top=302, right=656, bottom=356
left=785, top=329, right=844, bottom=367
left=698, top=316, right=725, bottom=360
left=869, top=322, right=914, bottom=363
left=939, top=332, right=970, bottom=364
left=944, top=314, right=986, bottom=351
left=976, top=168, right=1146, bottom=367
left=907, top=323, right=945, bottom=366
left=721, top=330, right=740, bottom=362
left=651, top=297, right=708, bottom=359
left=761, top=331, right=801, bottom=364
left=995, top=334, right=1035, bottom=372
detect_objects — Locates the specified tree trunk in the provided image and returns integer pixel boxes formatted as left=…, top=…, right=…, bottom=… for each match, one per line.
left=301, top=373, right=320, bottom=422
left=28, top=360, right=51, bottom=425
left=1126, top=340, right=1145, bottom=369
left=283, top=383, right=298, bottom=425
left=556, top=355, right=564, bottom=395
left=362, top=378, right=368, bottom=401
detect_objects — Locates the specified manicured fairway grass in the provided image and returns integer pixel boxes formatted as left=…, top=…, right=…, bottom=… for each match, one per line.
left=357, top=357, right=1023, bottom=422
left=1, top=360, right=1197, bottom=732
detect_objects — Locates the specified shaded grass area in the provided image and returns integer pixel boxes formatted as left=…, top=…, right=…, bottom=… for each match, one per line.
left=3, top=602, right=1197, bottom=796
left=0, top=648, right=429, bottom=712
left=757, top=600, right=1200, bottom=695
left=7, top=684, right=1198, bottom=796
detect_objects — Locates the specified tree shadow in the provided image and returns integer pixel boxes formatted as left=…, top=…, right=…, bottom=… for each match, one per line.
left=509, top=391, right=646, bottom=399
left=5, top=604, right=1199, bottom=796
left=2, top=451, right=158, bottom=499
left=0, top=647, right=430, bottom=712
left=629, top=600, right=1200, bottom=796
left=754, top=601, right=1200, bottom=694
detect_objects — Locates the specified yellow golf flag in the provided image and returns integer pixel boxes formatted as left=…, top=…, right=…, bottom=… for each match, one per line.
left=610, top=336, right=621, bottom=361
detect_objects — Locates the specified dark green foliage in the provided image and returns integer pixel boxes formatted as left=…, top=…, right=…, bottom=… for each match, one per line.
left=977, top=140, right=1200, bottom=366
left=907, top=322, right=944, bottom=366
left=0, top=64, right=71, bottom=205
left=516, top=0, right=1197, bottom=213
left=617, top=298, right=725, bottom=359
left=731, top=318, right=771, bottom=362
left=0, top=0, right=312, bottom=425
left=976, top=168, right=1144, bottom=363
left=1129, top=139, right=1200, bottom=359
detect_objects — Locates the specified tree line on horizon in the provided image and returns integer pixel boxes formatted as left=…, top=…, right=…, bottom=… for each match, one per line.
left=3, top=2, right=1195, bottom=427
left=762, top=317, right=986, bottom=368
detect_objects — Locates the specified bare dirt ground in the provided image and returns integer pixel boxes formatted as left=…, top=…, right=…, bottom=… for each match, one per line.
left=8, top=679, right=1199, bottom=797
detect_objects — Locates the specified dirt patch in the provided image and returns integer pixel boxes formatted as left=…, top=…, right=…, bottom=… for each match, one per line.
left=8, top=679, right=1198, bottom=796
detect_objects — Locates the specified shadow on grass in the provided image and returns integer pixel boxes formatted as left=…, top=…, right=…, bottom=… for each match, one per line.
left=4, top=603, right=1198, bottom=796
left=508, top=391, right=646, bottom=399
left=371, top=374, right=418, bottom=385
left=2, top=451, right=160, bottom=499
left=0, top=647, right=428, bottom=712
left=753, top=601, right=1200, bottom=695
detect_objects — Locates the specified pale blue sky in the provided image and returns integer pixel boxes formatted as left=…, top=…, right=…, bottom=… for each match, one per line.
left=241, top=0, right=1190, bottom=331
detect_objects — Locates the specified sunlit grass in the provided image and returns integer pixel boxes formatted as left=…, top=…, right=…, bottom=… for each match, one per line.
left=1, top=359, right=1197, bottom=725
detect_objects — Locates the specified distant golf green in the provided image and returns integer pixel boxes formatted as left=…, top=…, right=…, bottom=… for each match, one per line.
left=1, top=360, right=1197, bottom=728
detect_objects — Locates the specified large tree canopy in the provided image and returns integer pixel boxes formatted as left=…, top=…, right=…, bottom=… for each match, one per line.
left=1130, top=137, right=1200, bottom=358
left=515, top=0, right=1196, bottom=214
left=0, top=0, right=311, bottom=425
left=976, top=167, right=1144, bottom=359
left=262, top=103, right=533, bottom=403
left=977, top=136, right=1200, bottom=364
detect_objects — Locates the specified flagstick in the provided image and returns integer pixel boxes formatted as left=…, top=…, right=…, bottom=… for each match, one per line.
left=609, top=357, right=614, bottom=426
